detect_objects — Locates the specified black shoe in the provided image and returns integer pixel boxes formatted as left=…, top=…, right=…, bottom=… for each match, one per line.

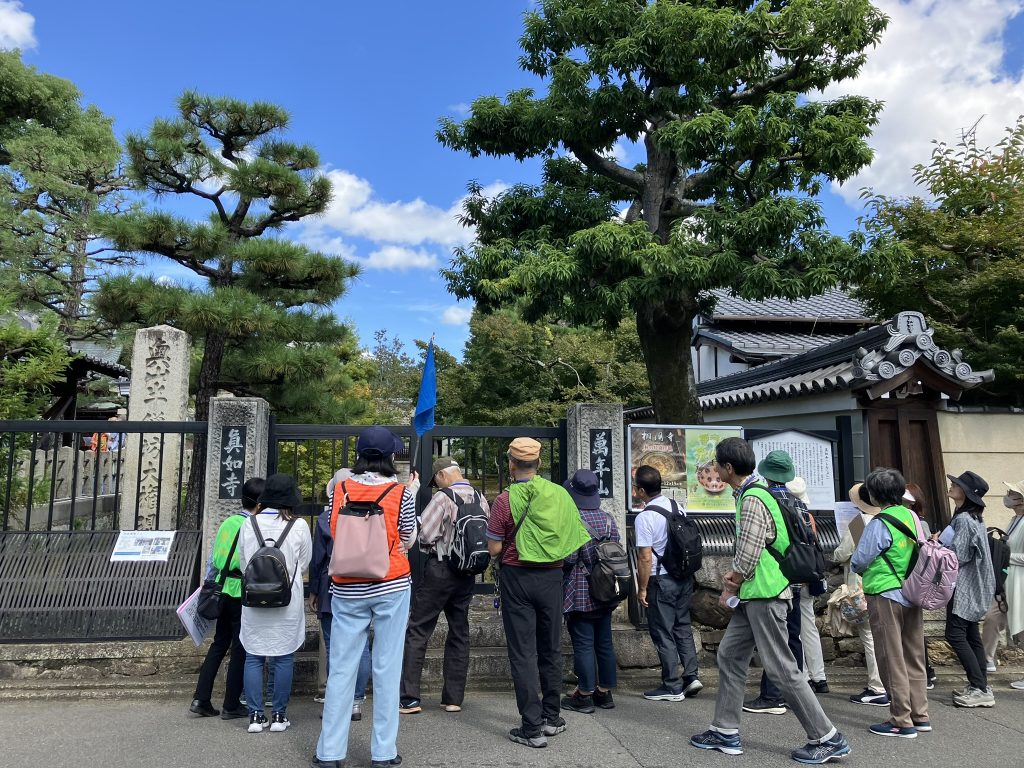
left=311, top=758, right=344, bottom=768
left=810, top=679, right=830, bottom=694
left=508, top=728, right=547, bottom=748
left=371, top=757, right=402, bottom=767
left=190, top=699, right=219, bottom=717
left=593, top=689, right=615, bottom=709
left=561, top=691, right=595, bottom=714
left=220, top=704, right=248, bottom=720
left=742, top=696, right=787, bottom=715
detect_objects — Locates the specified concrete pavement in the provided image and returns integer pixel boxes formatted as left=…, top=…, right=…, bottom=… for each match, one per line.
left=5, top=679, right=1024, bottom=768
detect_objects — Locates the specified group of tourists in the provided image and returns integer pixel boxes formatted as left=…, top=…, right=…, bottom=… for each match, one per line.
left=187, top=426, right=1024, bottom=766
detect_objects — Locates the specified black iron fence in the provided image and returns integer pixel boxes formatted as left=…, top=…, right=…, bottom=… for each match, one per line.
left=0, top=420, right=207, bottom=532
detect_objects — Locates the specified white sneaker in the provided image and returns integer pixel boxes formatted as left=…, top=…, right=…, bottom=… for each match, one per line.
left=953, top=686, right=995, bottom=708
left=269, top=712, right=290, bottom=732
left=248, top=712, right=268, bottom=733
left=986, top=661, right=997, bottom=673
left=1010, top=679, right=1024, bottom=690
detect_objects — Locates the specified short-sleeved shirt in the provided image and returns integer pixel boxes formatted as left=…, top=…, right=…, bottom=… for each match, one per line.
left=486, top=482, right=562, bottom=568
left=634, top=495, right=675, bottom=577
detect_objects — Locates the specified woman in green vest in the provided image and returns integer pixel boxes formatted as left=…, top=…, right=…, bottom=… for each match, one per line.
left=851, top=467, right=929, bottom=740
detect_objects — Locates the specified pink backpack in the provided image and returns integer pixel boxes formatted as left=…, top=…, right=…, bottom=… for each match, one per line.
left=878, top=512, right=959, bottom=610
left=328, top=482, right=396, bottom=580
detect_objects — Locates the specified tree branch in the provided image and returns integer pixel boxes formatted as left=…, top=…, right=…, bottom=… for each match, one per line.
left=565, top=143, right=644, bottom=193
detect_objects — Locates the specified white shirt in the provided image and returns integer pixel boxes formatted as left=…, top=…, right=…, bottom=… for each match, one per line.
left=635, top=495, right=679, bottom=577
left=239, top=510, right=312, bottom=657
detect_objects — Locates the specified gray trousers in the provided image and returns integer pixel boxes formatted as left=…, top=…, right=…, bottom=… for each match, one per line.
left=713, top=598, right=835, bottom=741
left=646, top=574, right=699, bottom=688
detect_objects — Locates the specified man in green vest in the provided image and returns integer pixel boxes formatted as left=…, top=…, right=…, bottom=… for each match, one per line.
left=486, top=437, right=590, bottom=749
left=851, top=467, right=930, bottom=738
left=690, top=438, right=850, bottom=764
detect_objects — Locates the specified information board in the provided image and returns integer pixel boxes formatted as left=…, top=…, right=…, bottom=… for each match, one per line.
left=752, top=430, right=837, bottom=510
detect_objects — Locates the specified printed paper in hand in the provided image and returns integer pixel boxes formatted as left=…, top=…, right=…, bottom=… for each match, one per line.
left=176, top=587, right=213, bottom=646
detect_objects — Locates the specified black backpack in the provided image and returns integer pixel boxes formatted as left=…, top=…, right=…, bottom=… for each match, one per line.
left=242, top=516, right=297, bottom=608
left=988, top=527, right=1011, bottom=599
left=649, top=500, right=703, bottom=580
left=440, top=488, right=491, bottom=575
left=582, top=514, right=632, bottom=604
left=755, top=485, right=826, bottom=584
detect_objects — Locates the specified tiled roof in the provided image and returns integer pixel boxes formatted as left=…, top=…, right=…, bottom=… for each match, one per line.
left=695, top=328, right=846, bottom=359
left=708, top=288, right=871, bottom=323
left=69, top=340, right=129, bottom=378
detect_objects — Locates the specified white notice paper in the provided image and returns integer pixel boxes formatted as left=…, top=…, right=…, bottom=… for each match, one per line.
left=176, top=587, right=214, bottom=646
left=752, top=430, right=837, bottom=510
left=833, top=502, right=861, bottom=539
left=110, top=530, right=176, bottom=562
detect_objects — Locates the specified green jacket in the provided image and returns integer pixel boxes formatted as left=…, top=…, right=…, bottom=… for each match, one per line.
left=508, top=477, right=591, bottom=564
left=212, top=513, right=247, bottom=599
left=736, top=486, right=791, bottom=600
left=862, top=505, right=918, bottom=596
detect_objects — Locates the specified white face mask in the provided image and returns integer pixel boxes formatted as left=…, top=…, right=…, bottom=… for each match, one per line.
left=1005, top=494, right=1024, bottom=509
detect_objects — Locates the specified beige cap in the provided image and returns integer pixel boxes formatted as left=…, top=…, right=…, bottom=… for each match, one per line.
left=508, top=437, right=542, bottom=461
left=786, top=476, right=811, bottom=505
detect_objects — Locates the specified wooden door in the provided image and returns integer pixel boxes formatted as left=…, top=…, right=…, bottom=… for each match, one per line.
left=866, top=404, right=948, bottom=530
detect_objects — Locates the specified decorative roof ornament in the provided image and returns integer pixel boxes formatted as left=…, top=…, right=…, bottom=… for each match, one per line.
left=851, top=312, right=993, bottom=385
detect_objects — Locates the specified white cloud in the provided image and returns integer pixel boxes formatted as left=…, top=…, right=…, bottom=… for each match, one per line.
left=448, top=102, right=472, bottom=116
left=822, top=0, right=1024, bottom=203
left=363, top=245, right=438, bottom=271
left=441, top=305, right=474, bottom=326
left=0, top=1, right=34, bottom=49
left=313, top=169, right=473, bottom=248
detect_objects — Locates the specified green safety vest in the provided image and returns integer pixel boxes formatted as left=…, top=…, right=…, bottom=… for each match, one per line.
left=736, top=485, right=791, bottom=600
left=862, top=505, right=918, bottom=596
left=212, top=513, right=246, bottom=599
left=508, top=476, right=591, bottom=564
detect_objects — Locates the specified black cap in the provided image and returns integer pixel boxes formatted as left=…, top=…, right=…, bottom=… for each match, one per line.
left=257, top=473, right=302, bottom=509
left=947, top=471, right=989, bottom=507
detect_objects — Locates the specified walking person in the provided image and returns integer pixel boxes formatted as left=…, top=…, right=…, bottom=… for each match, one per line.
left=1001, top=481, right=1024, bottom=690
left=190, top=477, right=264, bottom=720
left=399, top=457, right=486, bottom=715
left=690, top=438, right=850, bottom=763
left=487, top=437, right=590, bottom=748
left=634, top=465, right=702, bottom=702
left=309, top=497, right=372, bottom=721
left=833, top=483, right=890, bottom=707
left=941, top=471, right=996, bottom=708
left=313, top=427, right=418, bottom=768
left=239, top=474, right=312, bottom=734
left=561, top=469, right=620, bottom=714
left=787, top=477, right=828, bottom=694
left=851, top=467, right=930, bottom=738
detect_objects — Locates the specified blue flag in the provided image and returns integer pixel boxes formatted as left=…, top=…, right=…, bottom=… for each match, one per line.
left=413, top=339, right=436, bottom=436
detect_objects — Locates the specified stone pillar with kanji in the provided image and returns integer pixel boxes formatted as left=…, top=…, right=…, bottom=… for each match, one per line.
left=565, top=403, right=626, bottom=534
left=201, top=396, right=270, bottom=576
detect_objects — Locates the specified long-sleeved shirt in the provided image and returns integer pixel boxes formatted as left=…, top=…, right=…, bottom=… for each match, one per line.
left=563, top=507, right=621, bottom=614
left=418, top=480, right=490, bottom=557
left=851, top=512, right=911, bottom=606
left=732, top=477, right=791, bottom=600
left=945, top=509, right=995, bottom=622
left=309, top=507, right=333, bottom=615
left=327, top=471, right=418, bottom=599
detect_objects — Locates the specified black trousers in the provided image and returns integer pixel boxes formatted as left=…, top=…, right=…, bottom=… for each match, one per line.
left=499, top=565, right=563, bottom=735
left=193, top=596, right=245, bottom=708
left=400, top=556, right=476, bottom=705
left=645, top=574, right=699, bottom=688
left=946, top=603, right=988, bottom=690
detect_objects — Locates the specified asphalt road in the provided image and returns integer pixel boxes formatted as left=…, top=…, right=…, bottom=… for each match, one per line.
left=4, top=680, right=1024, bottom=768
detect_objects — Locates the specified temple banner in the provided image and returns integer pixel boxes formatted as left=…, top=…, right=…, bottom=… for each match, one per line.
left=627, top=424, right=743, bottom=513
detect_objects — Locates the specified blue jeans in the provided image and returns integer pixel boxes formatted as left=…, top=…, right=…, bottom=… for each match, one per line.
left=316, top=588, right=410, bottom=763
left=566, top=610, right=617, bottom=693
left=244, top=653, right=294, bottom=714
left=321, top=613, right=372, bottom=701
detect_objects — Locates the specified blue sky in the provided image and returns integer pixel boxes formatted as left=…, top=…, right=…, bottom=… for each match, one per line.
left=6, top=0, right=1024, bottom=359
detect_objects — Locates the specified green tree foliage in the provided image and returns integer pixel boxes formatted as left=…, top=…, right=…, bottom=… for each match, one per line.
left=439, top=0, right=890, bottom=422
left=442, top=309, right=649, bottom=426
left=0, top=301, right=70, bottom=420
left=857, top=120, right=1024, bottom=407
left=0, top=84, right=130, bottom=339
left=0, top=51, right=81, bottom=162
left=92, top=92, right=362, bottom=424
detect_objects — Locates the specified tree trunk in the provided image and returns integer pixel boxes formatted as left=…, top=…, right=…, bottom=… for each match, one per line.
left=635, top=302, right=702, bottom=424
left=181, top=332, right=227, bottom=529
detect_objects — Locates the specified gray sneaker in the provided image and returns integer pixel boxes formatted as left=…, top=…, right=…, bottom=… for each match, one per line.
left=953, top=686, right=995, bottom=708
left=508, top=728, right=547, bottom=748
left=542, top=716, right=566, bottom=736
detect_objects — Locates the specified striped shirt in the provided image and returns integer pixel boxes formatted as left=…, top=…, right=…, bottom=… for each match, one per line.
left=418, top=481, right=489, bottom=557
left=328, top=472, right=418, bottom=600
